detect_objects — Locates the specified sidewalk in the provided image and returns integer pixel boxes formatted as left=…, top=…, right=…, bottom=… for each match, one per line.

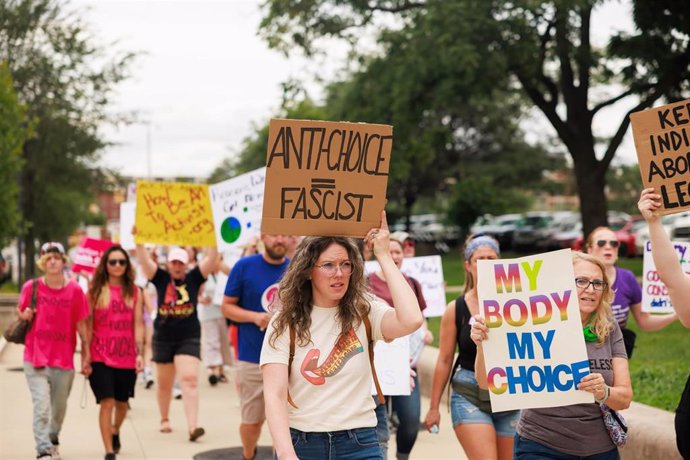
left=0, top=341, right=465, bottom=460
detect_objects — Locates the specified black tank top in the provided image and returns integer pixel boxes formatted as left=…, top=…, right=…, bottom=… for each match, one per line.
left=454, top=296, right=478, bottom=372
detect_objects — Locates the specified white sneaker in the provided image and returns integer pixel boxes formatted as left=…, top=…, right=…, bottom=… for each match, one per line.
left=173, top=386, right=182, bottom=400
left=49, top=445, right=60, bottom=460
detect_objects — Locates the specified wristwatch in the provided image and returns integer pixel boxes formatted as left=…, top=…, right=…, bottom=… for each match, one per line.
left=595, top=385, right=610, bottom=403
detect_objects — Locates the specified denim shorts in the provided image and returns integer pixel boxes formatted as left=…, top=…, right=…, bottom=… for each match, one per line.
left=450, top=368, right=520, bottom=437
left=284, top=427, right=383, bottom=460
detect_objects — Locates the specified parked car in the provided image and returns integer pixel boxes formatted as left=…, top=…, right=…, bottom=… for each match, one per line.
left=512, top=212, right=556, bottom=252
left=571, top=212, right=639, bottom=257
left=634, top=212, right=690, bottom=255
left=479, top=213, right=523, bottom=250
left=540, top=220, right=582, bottom=251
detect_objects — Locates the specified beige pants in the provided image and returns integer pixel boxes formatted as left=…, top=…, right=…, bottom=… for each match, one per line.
left=200, top=317, right=233, bottom=368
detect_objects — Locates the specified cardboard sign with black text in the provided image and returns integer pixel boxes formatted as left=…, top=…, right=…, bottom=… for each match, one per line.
left=262, top=119, right=393, bottom=237
left=631, top=99, right=690, bottom=215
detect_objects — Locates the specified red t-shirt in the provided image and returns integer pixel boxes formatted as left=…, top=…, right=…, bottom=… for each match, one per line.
left=90, top=285, right=138, bottom=369
left=20, top=278, right=89, bottom=370
left=366, top=272, right=427, bottom=311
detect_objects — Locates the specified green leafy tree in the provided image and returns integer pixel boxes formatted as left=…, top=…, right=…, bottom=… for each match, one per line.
left=259, top=0, right=690, bottom=237
left=1, top=0, right=134, bottom=279
left=0, top=61, right=32, bottom=248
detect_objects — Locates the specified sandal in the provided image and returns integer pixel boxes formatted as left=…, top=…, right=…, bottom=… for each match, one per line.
left=160, top=419, right=172, bottom=433
left=189, top=427, right=205, bottom=442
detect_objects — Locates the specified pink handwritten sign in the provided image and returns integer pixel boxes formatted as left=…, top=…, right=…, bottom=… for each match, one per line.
left=71, top=238, right=114, bottom=275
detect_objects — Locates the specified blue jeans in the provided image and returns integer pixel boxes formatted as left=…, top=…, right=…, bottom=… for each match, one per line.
left=24, top=363, right=75, bottom=456
left=374, top=399, right=389, bottom=458
left=287, top=427, right=383, bottom=459
left=514, top=434, right=620, bottom=460
left=389, top=372, right=421, bottom=455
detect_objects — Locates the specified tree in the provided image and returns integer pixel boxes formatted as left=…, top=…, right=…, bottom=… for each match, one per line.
left=1, top=0, right=134, bottom=279
left=259, top=0, right=690, bottom=237
left=0, top=61, right=32, bottom=249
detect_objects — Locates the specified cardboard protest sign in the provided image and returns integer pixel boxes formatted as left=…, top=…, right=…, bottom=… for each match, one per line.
left=119, top=202, right=136, bottom=250
left=262, top=119, right=393, bottom=237
left=631, top=99, right=690, bottom=215
left=365, top=255, right=446, bottom=317
left=209, top=167, right=265, bottom=252
left=372, top=336, right=411, bottom=396
left=135, top=180, right=216, bottom=247
left=477, top=249, right=592, bottom=412
left=71, top=238, right=114, bottom=275
left=642, top=239, right=689, bottom=313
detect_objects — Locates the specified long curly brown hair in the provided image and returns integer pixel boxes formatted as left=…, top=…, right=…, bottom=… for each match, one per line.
left=269, top=237, right=371, bottom=348
left=88, top=246, right=136, bottom=309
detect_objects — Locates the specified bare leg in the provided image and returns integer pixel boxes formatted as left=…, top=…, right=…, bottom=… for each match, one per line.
left=156, top=363, right=175, bottom=431
left=98, top=398, right=115, bottom=454
left=240, top=422, right=263, bottom=459
left=454, top=423, right=500, bottom=460
left=113, top=401, right=128, bottom=433
left=175, top=354, right=201, bottom=433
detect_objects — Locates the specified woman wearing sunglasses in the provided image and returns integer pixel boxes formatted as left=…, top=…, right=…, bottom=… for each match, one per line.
left=260, top=212, right=424, bottom=460
left=585, top=227, right=677, bottom=358
left=88, top=245, right=144, bottom=460
left=471, top=252, right=633, bottom=459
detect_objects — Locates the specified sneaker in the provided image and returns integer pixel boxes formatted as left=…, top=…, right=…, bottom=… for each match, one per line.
left=112, top=433, right=121, bottom=453
left=144, top=367, right=154, bottom=389
left=208, top=374, right=219, bottom=386
left=218, top=374, right=228, bottom=383
left=49, top=445, right=60, bottom=460
left=37, top=454, right=52, bottom=460
left=105, top=453, right=116, bottom=460
left=173, top=387, right=182, bottom=400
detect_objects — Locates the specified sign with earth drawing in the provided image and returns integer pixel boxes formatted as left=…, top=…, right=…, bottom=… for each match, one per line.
left=209, top=167, right=266, bottom=252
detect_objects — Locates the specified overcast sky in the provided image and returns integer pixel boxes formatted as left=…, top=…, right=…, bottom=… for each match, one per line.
left=76, top=0, right=638, bottom=180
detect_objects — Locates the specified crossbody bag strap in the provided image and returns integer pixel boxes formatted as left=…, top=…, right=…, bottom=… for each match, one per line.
left=30, top=278, right=39, bottom=311
left=364, top=315, right=385, bottom=405
left=287, top=324, right=298, bottom=408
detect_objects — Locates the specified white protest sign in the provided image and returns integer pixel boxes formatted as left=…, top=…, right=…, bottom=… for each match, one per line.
left=365, top=255, right=446, bottom=317
left=209, top=167, right=266, bottom=252
left=477, top=249, right=592, bottom=412
left=119, top=202, right=136, bottom=250
left=642, top=239, right=689, bottom=313
left=372, top=336, right=410, bottom=396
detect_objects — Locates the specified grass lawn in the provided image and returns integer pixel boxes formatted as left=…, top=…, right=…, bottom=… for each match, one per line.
left=429, top=250, right=687, bottom=412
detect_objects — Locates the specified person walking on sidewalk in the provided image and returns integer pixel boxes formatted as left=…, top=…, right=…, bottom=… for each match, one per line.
left=424, top=234, right=519, bottom=460
left=261, top=212, right=424, bottom=460
left=222, top=233, right=290, bottom=460
left=17, top=242, right=91, bottom=460
left=88, top=245, right=145, bottom=460
left=135, top=243, right=219, bottom=442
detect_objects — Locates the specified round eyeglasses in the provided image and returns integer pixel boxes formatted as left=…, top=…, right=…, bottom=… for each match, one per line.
left=314, top=261, right=353, bottom=277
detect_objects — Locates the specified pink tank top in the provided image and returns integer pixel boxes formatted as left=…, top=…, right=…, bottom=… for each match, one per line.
left=90, top=285, right=138, bottom=369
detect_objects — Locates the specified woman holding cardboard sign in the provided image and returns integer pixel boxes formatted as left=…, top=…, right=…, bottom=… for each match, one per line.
left=423, top=234, right=519, bottom=460
left=471, top=252, right=632, bottom=459
left=585, top=225, right=677, bottom=358
left=260, top=211, right=424, bottom=460
left=638, top=186, right=690, bottom=459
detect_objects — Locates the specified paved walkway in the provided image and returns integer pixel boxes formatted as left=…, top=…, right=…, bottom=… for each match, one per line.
left=0, top=341, right=466, bottom=460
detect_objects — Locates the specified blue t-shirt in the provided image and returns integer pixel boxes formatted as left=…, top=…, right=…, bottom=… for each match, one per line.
left=224, top=254, right=289, bottom=363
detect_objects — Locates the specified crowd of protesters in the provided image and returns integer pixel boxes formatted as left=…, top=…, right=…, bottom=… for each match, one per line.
left=11, top=187, right=690, bottom=460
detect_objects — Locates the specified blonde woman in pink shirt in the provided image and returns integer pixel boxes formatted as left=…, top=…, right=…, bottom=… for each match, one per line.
left=88, top=245, right=144, bottom=460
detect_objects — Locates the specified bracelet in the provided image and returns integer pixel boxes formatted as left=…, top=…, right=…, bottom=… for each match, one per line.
left=595, top=385, right=610, bottom=403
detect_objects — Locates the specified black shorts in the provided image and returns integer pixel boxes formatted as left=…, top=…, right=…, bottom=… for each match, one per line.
left=152, top=336, right=201, bottom=363
left=89, top=362, right=137, bottom=403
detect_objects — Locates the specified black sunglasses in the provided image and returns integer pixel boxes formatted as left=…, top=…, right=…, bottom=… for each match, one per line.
left=107, top=259, right=128, bottom=267
left=595, top=240, right=620, bottom=248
